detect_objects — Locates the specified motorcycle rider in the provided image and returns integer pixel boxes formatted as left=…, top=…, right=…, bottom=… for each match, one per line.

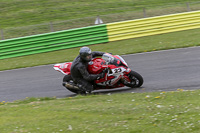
left=70, top=47, right=106, bottom=93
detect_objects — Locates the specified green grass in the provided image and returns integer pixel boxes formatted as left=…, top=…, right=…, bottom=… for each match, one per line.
left=0, top=89, right=200, bottom=133
left=1, top=28, right=200, bottom=71
left=1, top=0, right=199, bottom=28
left=1, top=0, right=200, bottom=39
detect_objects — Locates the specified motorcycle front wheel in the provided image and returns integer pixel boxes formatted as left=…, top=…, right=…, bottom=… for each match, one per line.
left=127, top=70, right=143, bottom=88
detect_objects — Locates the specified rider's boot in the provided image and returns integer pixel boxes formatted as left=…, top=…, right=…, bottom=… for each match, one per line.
left=78, top=84, right=93, bottom=94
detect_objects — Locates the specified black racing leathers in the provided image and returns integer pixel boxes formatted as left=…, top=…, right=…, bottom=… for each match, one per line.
left=70, top=51, right=105, bottom=92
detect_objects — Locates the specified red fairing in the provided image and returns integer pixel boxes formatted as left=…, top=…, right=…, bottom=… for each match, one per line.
left=87, top=54, right=132, bottom=89
left=113, top=55, right=129, bottom=68
left=54, top=53, right=136, bottom=90
left=87, top=58, right=107, bottom=74
left=54, top=62, right=72, bottom=75
left=62, top=63, right=72, bottom=74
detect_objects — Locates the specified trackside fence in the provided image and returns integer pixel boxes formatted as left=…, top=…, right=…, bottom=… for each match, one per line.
left=0, top=10, right=200, bottom=60
left=0, top=25, right=108, bottom=60
left=106, top=10, right=200, bottom=41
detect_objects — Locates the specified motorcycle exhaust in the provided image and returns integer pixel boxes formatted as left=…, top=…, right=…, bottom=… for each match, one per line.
left=63, top=82, right=79, bottom=90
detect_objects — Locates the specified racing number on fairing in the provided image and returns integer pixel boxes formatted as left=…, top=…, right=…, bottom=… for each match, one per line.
left=114, top=68, right=122, bottom=73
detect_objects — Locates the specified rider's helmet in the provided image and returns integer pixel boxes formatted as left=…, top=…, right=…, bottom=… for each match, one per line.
left=79, top=47, right=92, bottom=62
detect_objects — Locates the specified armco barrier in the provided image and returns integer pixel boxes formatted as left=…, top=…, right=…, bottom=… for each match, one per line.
left=0, top=24, right=108, bottom=60
left=107, top=10, right=200, bottom=41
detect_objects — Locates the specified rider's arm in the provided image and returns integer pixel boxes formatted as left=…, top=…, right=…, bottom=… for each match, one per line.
left=78, top=65, right=101, bottom=81
left=92, top=51, right=105, bottom=58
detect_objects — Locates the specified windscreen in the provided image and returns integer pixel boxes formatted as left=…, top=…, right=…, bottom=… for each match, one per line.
left=102, top=53, right=114, bottom=64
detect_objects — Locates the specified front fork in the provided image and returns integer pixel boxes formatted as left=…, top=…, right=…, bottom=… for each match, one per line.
left=121, top=72, right=135, bottom=86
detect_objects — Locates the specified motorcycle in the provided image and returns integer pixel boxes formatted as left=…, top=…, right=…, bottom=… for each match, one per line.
left=53, top=53, right=143, bottom=94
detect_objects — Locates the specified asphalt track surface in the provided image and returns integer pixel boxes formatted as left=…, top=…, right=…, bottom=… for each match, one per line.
left=1, top=46, right=200, bottom=102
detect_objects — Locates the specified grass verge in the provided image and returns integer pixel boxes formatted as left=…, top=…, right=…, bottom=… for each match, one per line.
left=0, top=28, right=200, bottom=71
left=0, top=89, right=199, bottom=133
left=1, top=0, right=200, bottom=28
left=1, top=0, right=200, bottom=39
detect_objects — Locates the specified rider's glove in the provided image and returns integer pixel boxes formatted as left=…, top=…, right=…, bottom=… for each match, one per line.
left=97, top=73, right=104, bottom=80
left=97, top=68, right=108, bottom=80
left=103, top=68, right=109, bottom=73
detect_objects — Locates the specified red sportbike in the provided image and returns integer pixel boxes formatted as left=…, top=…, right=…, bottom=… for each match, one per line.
left=54, top=53, right=143, bottom=94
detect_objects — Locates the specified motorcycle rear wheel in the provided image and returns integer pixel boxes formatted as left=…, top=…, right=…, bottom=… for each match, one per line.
left=63, top=75, right=84, bottom=94
left=127, top=70, right=143, bottom=88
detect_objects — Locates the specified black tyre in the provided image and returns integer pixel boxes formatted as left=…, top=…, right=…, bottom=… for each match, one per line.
left=63, top=75, right=72, bottom=82
left=126, top=70, right=143, bottom=88
left=63, top=75, right=83, bottom=94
